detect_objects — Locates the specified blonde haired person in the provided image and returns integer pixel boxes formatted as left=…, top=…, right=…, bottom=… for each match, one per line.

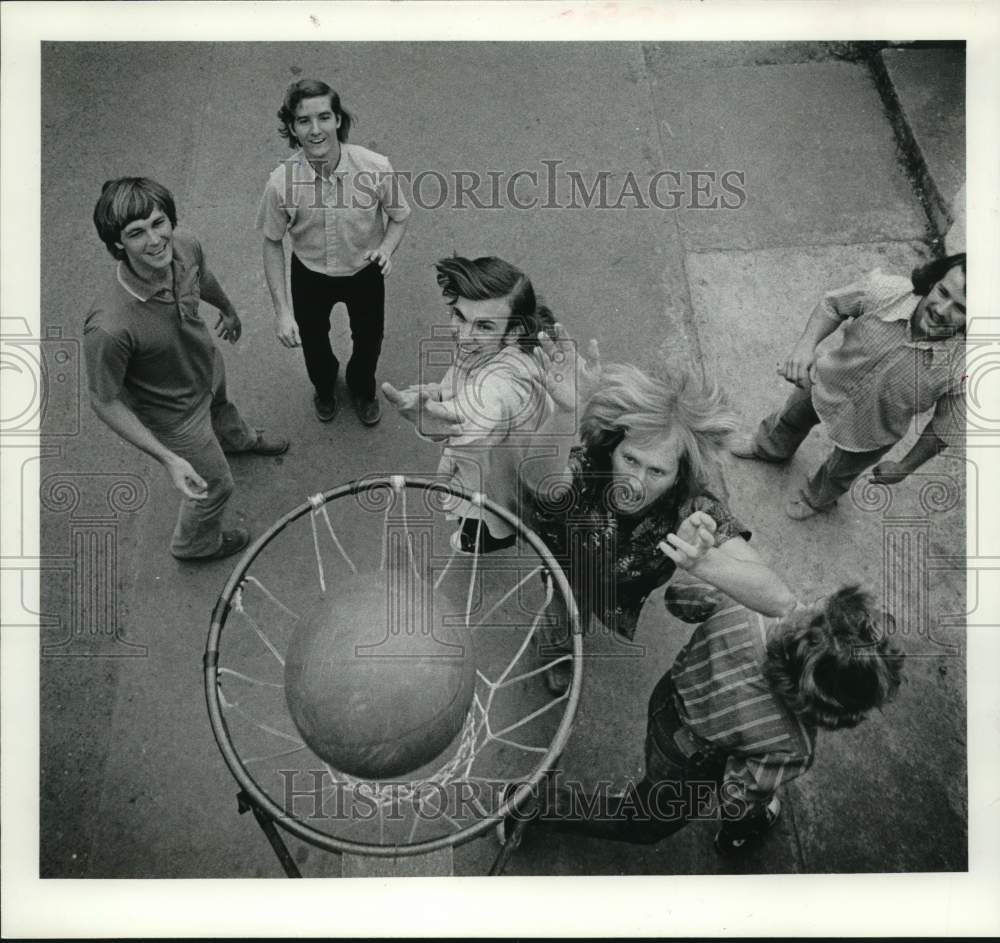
left=521, top=327, right=795, bottom=693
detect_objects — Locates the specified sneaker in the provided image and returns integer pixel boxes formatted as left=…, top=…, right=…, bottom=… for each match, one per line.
left=729, top=433, right=783, bottom=462
left=313, top=393, right=337, bottom=423
left=174, top=527, right=250, bottom=562
left=714, top=796, right=781, bottom=854
left=785, top=490, right=829, bottom=521
left=357, top=397, right=382, bottom=426
left=245, top=430, right=289, bottom=456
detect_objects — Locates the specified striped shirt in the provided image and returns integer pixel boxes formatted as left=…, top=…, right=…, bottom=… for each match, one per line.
left=671, top=603, right=814, bottom=805
left=811, top=270, right=965, bottom=452
left=256, top=144, right=411, bottom=277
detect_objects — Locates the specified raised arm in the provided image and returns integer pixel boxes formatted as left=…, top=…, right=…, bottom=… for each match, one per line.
left=518, top=324, right=601, bottom=495
left=660, top=512, right=797, bottom=617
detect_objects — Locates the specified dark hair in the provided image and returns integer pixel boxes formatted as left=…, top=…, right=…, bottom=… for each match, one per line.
left=764, top=585, right=905, bottom=730
left=434, top=255, right=555, bottom=352
left=277, top=79, right=352, bottom=149
left=911, top=253, right=966, bottom=296
left=92, top=178, right=178, bottom=260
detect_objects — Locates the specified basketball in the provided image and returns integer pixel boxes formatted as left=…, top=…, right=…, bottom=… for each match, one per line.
left=284, top=571, right=476, bottom=780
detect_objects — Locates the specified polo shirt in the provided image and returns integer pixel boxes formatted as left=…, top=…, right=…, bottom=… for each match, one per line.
left=83, top=228, right=216, bottom=432
left=812, top=270, right=966, bottom=452
left=670, top=602, right=815, bottom=806
left=256, top=144, right=412, bottom=277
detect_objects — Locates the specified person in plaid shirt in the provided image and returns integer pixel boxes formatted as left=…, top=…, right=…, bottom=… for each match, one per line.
left=521, top=329, right=796, bottom=694
left=501, top=582, right=904, bottom=854
left=730, top=254, right=966, bottom=519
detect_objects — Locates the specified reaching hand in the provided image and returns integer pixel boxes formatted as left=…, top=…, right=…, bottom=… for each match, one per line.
left=533, top=322, right=601, bottom=412
left=275, top=311, right=301, bottom=348
left=869, top=460, right=908, bottom=485
left=364, top=248, right=392, bottom=277
left=215, top=310, right=242, bottom=344
left=165, top=455, right=209, bottom=500
left=658, top=511, right=717, bottom=571
left=381, top=382, right=464, bottom=438
left=778, top=340, right=816, bottom=389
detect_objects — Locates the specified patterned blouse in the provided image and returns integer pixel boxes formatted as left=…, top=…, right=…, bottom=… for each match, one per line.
left=525, top=447, right=750, bottom=640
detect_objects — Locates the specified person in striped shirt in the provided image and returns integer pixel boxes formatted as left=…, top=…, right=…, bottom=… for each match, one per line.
left=729, top=255, right=966, bottom=519
left=501, top=580, right=903, bottom=854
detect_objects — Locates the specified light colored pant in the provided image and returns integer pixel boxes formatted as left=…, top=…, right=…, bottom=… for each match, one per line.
left=155, top=354, right=257, bottom=558
left=754, top=385, right=892, bottom=510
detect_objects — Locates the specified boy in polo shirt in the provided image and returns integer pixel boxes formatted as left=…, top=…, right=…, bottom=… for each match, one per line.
left=730, top=255, right=966, bottom=519
left=85, top=177, right=288, bottom=562
left=500, top=583, right=903, bottom=854
left=258, top=79, right=411, bottom=426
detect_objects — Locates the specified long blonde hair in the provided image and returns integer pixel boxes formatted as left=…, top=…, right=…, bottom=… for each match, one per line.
left=579, top=362, right=737, bottom=500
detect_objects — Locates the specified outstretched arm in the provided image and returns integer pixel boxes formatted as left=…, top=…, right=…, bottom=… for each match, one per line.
left=518, top=324, right=601, bottom=494
left=659, top=512, right=797, bottom=617
left=90, top=396, right=208, bottom=500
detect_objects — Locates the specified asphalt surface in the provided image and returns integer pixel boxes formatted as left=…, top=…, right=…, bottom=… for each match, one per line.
left=37, top=40, right=966, bottom=884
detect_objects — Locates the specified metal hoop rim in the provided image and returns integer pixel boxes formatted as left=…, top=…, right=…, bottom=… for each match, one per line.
left=204, top=474, right=584, bottom=858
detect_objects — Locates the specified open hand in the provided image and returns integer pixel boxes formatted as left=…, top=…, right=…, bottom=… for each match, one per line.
left=382, top=382, right=464, bottom=437
left=658, top=511, right=717, bottom=571
left=215, top=310, right=242, bottom=344
left=534, top=322, right=601, bottom=412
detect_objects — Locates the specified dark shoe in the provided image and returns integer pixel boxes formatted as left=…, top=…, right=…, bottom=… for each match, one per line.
left=246, top=429, right=289, bottom=456
left=496, top=782, right=540, bottom=847
left=314, top=393, right=337, bottom=423
left=544, top=659, right=572, bottom=697
left=714, top=797, right=781, bottom=854
left=357, top=397, right=382, bottom=426
left=450, top=518, right=518, bottom=555
left=175, top=528, right=250, bottom=562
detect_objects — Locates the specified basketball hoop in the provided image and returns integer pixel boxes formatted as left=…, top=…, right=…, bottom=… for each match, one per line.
left=204, top=475, right=582, bottom=874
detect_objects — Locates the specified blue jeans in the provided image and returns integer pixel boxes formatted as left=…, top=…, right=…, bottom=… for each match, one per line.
left=155, top=352, right=257, bottom=557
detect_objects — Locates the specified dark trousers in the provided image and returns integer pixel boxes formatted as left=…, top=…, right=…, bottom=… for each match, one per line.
left=754, top=385, right=892, bottom=510
left=537, top=675, right=731, bottom=844
left=290, top=254, right=385, bottom=401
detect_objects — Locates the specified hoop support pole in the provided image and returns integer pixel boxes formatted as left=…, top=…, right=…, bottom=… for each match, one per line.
left=237, top=790, right=302, bottom=878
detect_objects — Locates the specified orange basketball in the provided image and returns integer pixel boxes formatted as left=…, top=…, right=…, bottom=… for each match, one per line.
left=284, top=573, right=476, bottom=780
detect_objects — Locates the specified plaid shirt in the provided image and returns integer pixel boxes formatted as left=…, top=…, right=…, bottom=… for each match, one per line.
left=670, top=602, right=815, bottom=807
left=526, top=448, right=749, bottom=640
left=812, top=270, right=965, bottom=452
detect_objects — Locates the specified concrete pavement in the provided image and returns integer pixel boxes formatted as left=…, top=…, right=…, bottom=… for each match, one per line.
left=38, top=40, right=966, bottom=880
